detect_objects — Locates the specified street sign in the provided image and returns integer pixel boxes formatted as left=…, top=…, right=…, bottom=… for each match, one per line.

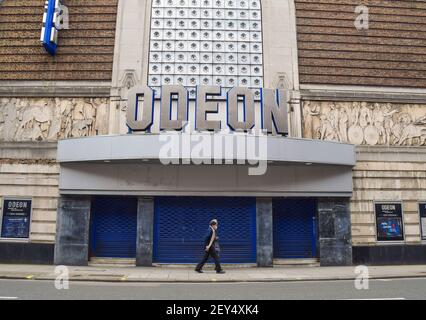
left=127, top=85, right=290, bottom=135
left=40, top=0, right=62, bottom=55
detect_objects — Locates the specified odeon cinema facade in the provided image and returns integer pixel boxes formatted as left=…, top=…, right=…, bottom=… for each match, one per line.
left=0, top=0, right=425, bottom=267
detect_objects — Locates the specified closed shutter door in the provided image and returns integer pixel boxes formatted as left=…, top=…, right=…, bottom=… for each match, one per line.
left=154, top=197, right=256, bottom=263
left=90, top=196, right=137, bottom=258
left=273, top=199, right=317, bottom=259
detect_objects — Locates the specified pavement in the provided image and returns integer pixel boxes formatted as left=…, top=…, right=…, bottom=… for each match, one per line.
left=0, top=263, right=425, bottom=283
left=2, top=278, right=426, bottom=300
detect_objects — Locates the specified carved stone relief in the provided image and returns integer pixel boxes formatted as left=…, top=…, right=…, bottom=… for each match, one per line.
left=303, top=101, right=426, bottom=146
left=0, top=98, right=109, bottom=142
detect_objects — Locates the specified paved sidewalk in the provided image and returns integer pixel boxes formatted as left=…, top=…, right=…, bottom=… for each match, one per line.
left=0, top=264, right=425, bottom=283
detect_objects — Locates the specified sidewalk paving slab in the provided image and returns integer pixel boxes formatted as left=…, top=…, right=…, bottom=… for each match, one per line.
left=0, top=264, right=425, bottom=283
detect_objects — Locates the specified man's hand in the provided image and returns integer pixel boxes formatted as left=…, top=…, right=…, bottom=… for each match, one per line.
left=205, top=246, right=210, bottom=252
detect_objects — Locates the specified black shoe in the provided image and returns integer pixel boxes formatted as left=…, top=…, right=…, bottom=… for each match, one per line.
left=195, top=269, right=203, bottom=273
left=216, top=270, right=225, bottom=274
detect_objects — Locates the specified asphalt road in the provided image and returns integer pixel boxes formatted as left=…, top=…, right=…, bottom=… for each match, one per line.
left=0, top=278, right=425, bottom=300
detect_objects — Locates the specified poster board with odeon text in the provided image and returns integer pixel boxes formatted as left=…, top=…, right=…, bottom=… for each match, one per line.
left=1, top=198, right=32, bottom=239
left=375, top=202, right=404, bottom=242
left=419, top=202, right=426, bottom=241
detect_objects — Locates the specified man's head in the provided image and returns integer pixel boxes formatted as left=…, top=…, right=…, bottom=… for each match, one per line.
left=210, top=219, right=218, bottom=230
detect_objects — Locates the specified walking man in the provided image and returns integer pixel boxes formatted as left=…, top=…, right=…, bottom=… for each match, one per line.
left=195, top=219, right=225, bottom=274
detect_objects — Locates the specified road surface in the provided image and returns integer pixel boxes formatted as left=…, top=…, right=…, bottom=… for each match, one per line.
left=0, top=278, right=425, bottom=300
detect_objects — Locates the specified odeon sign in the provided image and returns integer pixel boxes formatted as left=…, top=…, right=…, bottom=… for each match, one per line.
left=40, top=0, right=62, bottom=55
left=126, top=85, right=290, bottom=135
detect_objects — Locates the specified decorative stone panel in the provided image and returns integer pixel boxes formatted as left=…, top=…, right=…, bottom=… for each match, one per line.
left=303, top=101, right=426, bottom=146
left=0, top=98, right=109, bottom=142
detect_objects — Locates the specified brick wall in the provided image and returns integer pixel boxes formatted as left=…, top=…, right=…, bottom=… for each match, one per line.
left=296, top=0, right=426, bottom=88
left=0, top=0, right=118, bottom=81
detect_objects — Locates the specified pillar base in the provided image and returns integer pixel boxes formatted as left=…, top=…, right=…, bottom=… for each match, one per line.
left=318, top=198, right=352, bottom=266
left=54, top=196, right=91, bottom=266
left=256, top=197, right=273, bottom=267
left=136, top=197, right=155, bottom=267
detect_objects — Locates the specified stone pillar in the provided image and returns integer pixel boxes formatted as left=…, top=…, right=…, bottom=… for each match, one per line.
left=290, top=91, right=303, bottom=138
left=136, top=196, right=155, bottom=266
left=54, top=196, right=91, bottom=266
left=318, top=198, right=352, bottom=266
left=256, top=197, right=273, bottom=267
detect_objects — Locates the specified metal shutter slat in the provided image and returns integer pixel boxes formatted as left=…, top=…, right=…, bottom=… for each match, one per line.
left=153, top=197, right=257, bottom=263
left=90, top=196, right=137, bottom=258
left=273, top=199, right=317, bottom=259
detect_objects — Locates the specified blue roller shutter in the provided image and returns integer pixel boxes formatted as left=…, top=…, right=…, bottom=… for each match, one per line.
left=90, top=196, right=137, bottom=258
left=153, top=197, right=256, bottom=263
left=273, top=198, right=317, bottom=259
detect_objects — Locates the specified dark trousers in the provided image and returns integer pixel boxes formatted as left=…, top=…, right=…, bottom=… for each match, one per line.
left=195, top=247, right=222, bottom=271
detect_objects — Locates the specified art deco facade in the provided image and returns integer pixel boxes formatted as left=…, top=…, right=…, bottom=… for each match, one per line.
left=0, top=0, right=425, bottom=266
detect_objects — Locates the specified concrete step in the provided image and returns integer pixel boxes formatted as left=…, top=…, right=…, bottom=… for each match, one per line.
left=89, top=257, right=136, bottom=267
left=89, top=258, right=318, bottom=268
left=273, top=259, right=319, bottom=266
left=153, top=263, right=257, bottom=269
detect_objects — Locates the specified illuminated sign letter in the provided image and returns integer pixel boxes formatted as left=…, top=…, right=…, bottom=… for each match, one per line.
left=127, top=86, right=154, bottom=131
left=196, top=86, right=221, bottom=132
left=160, top=85, right=189, bottom=131
left=262, top=89, right=290, bottom=135
left=227, top=87, right=255, bottom=132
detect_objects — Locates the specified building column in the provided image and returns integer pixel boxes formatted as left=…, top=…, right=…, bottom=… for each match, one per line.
left=54, top=195, right=91, bottom=266
left=136, top=196, right=154, bottom=266
left=317, top=198, right=353, bottom=266
left=256, top=197, right=273, bottom=267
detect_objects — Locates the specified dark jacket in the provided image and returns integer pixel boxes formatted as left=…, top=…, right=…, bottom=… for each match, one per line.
left=203, top=227, right=220, bottom=251
left=203, top=227, right=215, bottom=246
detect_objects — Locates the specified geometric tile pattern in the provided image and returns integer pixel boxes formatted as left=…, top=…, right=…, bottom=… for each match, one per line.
left=148, top=0, right=264, bottom=99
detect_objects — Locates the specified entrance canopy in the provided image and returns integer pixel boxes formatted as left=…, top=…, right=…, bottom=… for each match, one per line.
left=57, top=134, right=356, bottom=197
